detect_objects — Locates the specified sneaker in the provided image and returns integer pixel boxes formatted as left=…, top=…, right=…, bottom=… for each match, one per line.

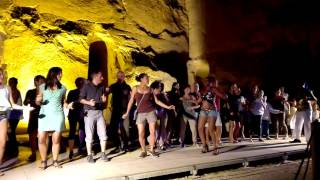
left=290, top=139, right=301, bottom=143
left=201, top=145, right=209, bottom=153
left=193, top=143, right=200, bottom=148
left=100, top=153, right=110, bottom=162
left=180, top=143, right=185, bottom=148
left=266, top=137, right=272, bottom=140
left=69, top=151, right=74, bottom=160
left=139, top=151, right=147, bottom=158
left=28, top=154, right=36, bottom=162
left=148, top=150, right=159, bottom=157
left=121, top=145, right=129, bottom=152
left=87, top=155, right=95, bottom=163
left=159, top=145, right=166, bottom=151
left=258, top=138, right=264, bottom=142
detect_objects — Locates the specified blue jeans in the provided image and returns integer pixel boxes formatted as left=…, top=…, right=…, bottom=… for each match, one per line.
left=262, top=119, right=270, bottom=137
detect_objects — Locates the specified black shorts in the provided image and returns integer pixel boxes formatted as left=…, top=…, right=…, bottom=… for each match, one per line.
left=228, top=111, right=240, bottom=122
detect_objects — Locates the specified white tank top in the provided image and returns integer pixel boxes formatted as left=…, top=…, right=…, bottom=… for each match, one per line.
left=0, top=85, right=11, bottom=111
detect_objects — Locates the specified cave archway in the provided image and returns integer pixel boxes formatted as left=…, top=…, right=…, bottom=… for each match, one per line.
left=88, top=41, right=108, bottom=86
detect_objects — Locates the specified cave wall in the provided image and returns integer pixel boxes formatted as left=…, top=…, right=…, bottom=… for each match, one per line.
left=0, top=0, right=189, bottom=96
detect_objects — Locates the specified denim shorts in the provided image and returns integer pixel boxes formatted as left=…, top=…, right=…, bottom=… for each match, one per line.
left=199, top=109, right=218, bottom=118
left=136, top=111, right=157, bottom=125
left=0, top=111, right=8, bottom=121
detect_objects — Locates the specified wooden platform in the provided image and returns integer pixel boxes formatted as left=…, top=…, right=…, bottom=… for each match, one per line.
left=0, top=139, right=307, bottom=180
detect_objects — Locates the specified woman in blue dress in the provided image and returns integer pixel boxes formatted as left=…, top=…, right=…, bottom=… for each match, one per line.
left=36, top=67, right=70, bottom=169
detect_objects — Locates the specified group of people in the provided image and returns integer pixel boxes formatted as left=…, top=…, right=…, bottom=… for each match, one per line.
left=0, top=66, right=318, bottom=176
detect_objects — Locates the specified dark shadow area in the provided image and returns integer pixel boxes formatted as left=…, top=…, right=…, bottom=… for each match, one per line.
left=132, top=51, right=189, bottom=86
left=88, top=41, right=108, bottom=86
left=203, top=0, right=320, bottom=96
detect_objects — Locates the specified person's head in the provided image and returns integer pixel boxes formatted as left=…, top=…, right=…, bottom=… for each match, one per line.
left=207, top=76, right=218, bottom=88
left=183, top=84, right=191, bottom=95
left=229, top=83, right=238, bottom=93
left=117, top=71, right=125, bottom=83
left=291, top=99, right=297, bottom=107
left=252, top=84, right=259, bottom=94
left=75, top=77, right=85, bottom=89
left=135, top=73, right=149, bottom=85
left=258, top=90, right=264, bottom=98
left=150, top=80, right=161, bottom=94
left=194, top=83, right=200, bottom=92
left=275, top=88, right=281, bottom=96
left=8, top=77, right=18, bottom=89
left=45, top=67, right=62, bottom=89
left=34, top=75, right=45, bottom=88
left=90, top=70, right=104, bottom=85
left=172, top=82, right=180, bottom=90
left=0, top=68, right=4, bottom=84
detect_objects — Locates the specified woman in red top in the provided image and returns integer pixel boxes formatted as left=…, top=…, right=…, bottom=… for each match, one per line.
left=123, top=73, right=174, bottom=158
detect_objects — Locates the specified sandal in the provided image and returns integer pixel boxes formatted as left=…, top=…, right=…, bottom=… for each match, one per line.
left=201, top=144, right=209, bottom=153
left=39, top=160, right=47, bottom=170
left=53, top=160, right=62, bottom=168
left=213, top=148, right=219, bottom=155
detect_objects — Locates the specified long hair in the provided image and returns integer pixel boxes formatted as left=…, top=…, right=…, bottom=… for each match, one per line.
left=45, top=67, right=62, bottom=90
left=9, top=77, right=20, bottom=104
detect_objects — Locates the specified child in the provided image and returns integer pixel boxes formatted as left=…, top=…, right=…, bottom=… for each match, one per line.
left=287, top=100, right=297, bottom=139
left=262, top=96, right=283, bottom=140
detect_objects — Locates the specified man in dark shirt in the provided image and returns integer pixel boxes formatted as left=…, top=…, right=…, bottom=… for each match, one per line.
left=23, top=75, right=45, bottom=162
left=106, top=71, right=131, bottom=151
left=80, top=70, right=109, bottom=163
left=270, top=88, right=288, bottom=139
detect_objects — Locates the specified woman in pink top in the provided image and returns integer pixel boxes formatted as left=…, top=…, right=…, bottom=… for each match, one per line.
left=123, top=73, right=174, bottom=158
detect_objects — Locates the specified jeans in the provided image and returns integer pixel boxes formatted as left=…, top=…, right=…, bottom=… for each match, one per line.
left=261, top=119, right=270, bottom=137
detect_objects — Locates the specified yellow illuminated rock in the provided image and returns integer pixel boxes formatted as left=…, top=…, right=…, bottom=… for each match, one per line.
left=0, top=0, right=195, bottom=130
left=0, top=0, right=191, bottom=96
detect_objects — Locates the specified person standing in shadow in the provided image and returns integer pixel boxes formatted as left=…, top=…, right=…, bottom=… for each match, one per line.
left=24, top=75, right=45, bottom=162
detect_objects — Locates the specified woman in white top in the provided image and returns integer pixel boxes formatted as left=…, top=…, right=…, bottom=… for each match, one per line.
left=0, top=68, right=13, bottom=176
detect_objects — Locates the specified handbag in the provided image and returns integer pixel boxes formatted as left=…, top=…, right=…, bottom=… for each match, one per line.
left=133, top=93, right=146, bottom=121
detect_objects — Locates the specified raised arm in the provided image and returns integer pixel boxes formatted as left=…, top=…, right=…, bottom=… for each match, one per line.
left=154, top=92, right=175, bottom=110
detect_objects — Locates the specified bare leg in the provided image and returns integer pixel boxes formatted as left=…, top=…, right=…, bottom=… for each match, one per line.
left=149, top=122, right=156, bottom=151
left=137, top=124, right=146, bottom=152
left=208, top=117, right=217, bottom=149
left=0, top=119, right=8, bottom=165
left=205, top=127, right=210, bottom=145
left=86, top=143, right=92, bottom=155
left=52, top=132, right=61, bottom=161
left=229, top=121, right=235, bottom=143
left=100, top=141, right=106, bottom=153
left=38, top=132, right=48, bottom=161
left=216, top=126, right=222, bottom=144
left=198, top=116, right=207, bottom=147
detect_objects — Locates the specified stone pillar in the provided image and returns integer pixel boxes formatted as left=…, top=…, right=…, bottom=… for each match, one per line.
left=186, top=0, right=210, bottom=88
